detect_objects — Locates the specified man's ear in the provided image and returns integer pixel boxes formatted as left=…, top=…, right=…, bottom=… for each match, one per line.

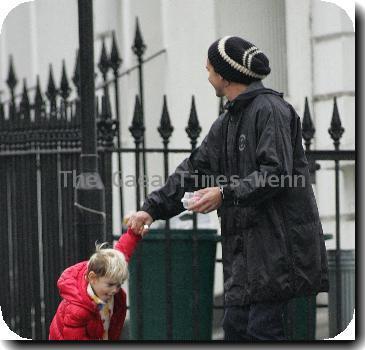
left=218, top=74, right=230, bottom=87
left=222, top=78, right=230, bottom=87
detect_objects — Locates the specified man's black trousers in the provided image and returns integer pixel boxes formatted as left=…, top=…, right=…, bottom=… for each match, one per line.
left=222, top=300, right=289, bottom=341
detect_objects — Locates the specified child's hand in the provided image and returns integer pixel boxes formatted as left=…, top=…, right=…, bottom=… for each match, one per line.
left=127, top=211, right=153, bottom=236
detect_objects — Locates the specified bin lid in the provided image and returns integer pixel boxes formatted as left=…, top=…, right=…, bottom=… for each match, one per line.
left=324, top=233, right=333, bottom=240
left=141, top=229, right=220, bottom=241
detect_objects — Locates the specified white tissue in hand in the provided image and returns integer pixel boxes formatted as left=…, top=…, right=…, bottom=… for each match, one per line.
left=181, top=192, right=201, bottom=209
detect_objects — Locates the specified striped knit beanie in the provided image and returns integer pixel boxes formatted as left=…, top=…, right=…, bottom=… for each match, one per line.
left=208, top=36, right=271, bottom=84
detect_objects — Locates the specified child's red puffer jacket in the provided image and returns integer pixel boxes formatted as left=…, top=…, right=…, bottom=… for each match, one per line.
left=49, top=229, right=141, bottom=340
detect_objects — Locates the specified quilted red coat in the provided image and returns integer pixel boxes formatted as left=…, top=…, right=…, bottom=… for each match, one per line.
left=49, top=229, right=141, bottom=340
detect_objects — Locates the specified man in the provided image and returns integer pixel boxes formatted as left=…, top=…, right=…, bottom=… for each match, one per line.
left=128, top=36, right=328, bottom=341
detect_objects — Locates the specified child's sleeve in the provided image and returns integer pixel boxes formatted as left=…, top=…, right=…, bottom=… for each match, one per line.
left=114, top=228, right=142, bottom=262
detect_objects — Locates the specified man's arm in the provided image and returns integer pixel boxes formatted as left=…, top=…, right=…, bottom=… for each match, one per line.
left=128, top=134, right=213, bottom=234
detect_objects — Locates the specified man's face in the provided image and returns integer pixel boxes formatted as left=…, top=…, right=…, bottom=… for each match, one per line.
left=206, top=59, right=226, bottom=97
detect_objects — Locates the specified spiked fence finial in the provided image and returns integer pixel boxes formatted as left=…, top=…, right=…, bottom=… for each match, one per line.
left=98, top=39, right=110, bottom=78
left=34, top=76, right=46, bottom=125
left=97, top=94, right=117, bottom=147
left=186, top=96, right=202, bottom=148
left=132, top=17, right=146, bottom=59
left=60, top=60, right=71, bottom=100
left=328, top=97, right=344, bottom=149
left=302, top=97, right=315, bottom=150
left=129, top=95, right=145, bottom=143
left=158, top=95, right=174, bottom=143
left=6, top=55, right=18, bottom=92
left=18, top=79, right=30, bottom=129
left=35, top=76, right=44, bottom=106
left=47, top=64, right=58, bottom=121
left=46, top=64, right=57, bottom=101
left=110, top=31, right=122, bottom=73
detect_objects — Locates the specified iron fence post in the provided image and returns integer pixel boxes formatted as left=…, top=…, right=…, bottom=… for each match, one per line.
left=132, top=17, right=148, bottom=200
left=186, top=95, right=202, bottom=339
left=129, top=95, right=145, bottom=338
left=109, top=31, right=125, bottom=220
left=328, top=97, right=345, bottom=335
left=158, top=96, right=174, bottom=339
left=75, top=0, right=106, bottom=260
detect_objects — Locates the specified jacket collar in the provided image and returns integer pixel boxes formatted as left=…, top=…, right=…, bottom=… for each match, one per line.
left=224, top=81, right=283, bottom=114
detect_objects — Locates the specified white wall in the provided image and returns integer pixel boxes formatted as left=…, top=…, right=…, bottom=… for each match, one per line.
left=0, top=0, right=79, bottom=102
left=0, top=2, right=36, bottom=99
left=285, top=0, right=312, bottom=112
left=310, top=0, right=355, bottom=250
left=215, top=0, right=288, bottom=93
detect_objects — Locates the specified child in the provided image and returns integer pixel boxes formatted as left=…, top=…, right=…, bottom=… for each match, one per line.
left=49, top=228, right=141, bottom=340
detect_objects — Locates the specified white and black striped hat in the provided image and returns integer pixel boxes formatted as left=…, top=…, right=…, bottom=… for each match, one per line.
left=208, top=36, right=270, bottom=84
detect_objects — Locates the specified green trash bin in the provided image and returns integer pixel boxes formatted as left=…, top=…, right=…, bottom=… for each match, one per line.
left=128, top=229, right=219, bottom=340
left=286, top=296, right=316, bottom=340
left=327, top=249, right=355, bottom=337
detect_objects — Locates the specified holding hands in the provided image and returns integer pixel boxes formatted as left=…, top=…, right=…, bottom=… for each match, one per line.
left=127, top=211, right=153, bottom=236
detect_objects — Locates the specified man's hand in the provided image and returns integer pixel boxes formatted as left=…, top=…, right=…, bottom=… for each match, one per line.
left=127, top=211, right=153, bottom=236
left=188, top=187, right=222, bottom=214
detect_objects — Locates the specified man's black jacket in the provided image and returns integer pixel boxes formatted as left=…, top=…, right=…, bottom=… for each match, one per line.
left=142, top=81, right=329, bottom=305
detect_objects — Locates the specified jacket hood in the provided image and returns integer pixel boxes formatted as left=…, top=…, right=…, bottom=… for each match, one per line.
left=224, top=81, right=283, bottom=113
left=57, top=261, right=97, bottom=312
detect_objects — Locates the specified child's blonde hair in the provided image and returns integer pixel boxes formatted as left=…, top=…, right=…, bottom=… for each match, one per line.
left=87, top=242, right=128, bottom=285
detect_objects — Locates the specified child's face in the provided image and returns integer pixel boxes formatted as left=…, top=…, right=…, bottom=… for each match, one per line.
left=88, top=272, right=121, bottom=302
